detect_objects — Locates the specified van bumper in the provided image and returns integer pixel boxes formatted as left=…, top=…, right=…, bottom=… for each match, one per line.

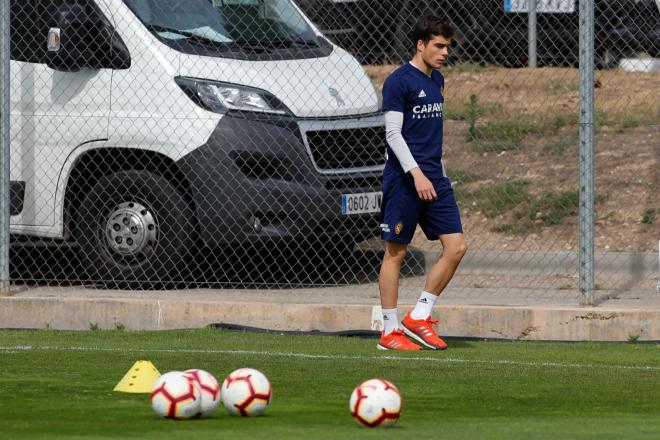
left=176, top=112, right=384, bottom=247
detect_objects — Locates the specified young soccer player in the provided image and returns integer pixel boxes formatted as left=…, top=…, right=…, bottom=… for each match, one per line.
left=377, top=16, right=467, bottom=351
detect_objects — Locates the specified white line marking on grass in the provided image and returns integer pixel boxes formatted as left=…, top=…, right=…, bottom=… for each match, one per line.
left=1, top=345, right=659, bottom=372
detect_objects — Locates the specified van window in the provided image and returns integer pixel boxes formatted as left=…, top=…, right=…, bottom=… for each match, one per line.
left=124, top=0, right=322, bottom=52
left=10, top=0, right=44, bottom=63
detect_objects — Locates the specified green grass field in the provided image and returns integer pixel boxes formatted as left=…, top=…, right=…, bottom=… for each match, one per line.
left=1, top=329, right=659, bottom=439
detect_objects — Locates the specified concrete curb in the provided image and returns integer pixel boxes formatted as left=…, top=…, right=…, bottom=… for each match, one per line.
left=1, top=296, right=658, bottom=342
left=418, top=250, right=658, bottom=275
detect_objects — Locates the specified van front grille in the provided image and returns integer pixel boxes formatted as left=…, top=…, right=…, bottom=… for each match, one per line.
left=325, top=175, right=382, bottom=191
left=305, top=126, right=386, bottom=171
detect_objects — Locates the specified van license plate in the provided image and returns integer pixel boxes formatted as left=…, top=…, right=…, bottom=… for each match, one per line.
left=341, top=192, right=382, bottom=215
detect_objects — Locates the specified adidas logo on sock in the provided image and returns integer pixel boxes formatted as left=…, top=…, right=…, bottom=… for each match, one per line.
left=418, top=298, right=428, bottom=304
left=418, top=89, right=426, bottom=98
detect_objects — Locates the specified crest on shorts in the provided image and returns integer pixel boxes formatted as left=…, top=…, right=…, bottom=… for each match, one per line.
left=395, top=223, right=404, bottom=235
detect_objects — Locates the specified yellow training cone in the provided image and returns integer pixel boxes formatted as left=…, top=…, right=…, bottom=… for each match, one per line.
left=113, top=360, right=161, bottom=393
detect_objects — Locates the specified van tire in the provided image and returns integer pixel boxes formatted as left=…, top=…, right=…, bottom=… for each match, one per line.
left=75, top=170, right=195, bottom=287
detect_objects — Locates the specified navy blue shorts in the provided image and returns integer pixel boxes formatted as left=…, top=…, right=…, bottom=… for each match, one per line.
left=380, top=173, right=463, bottom=244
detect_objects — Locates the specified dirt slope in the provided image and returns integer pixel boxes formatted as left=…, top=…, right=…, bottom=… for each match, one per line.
left=365, top=65, right=659, bottom=252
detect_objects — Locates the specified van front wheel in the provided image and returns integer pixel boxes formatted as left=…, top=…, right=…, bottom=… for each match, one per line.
left=75, top=170, right=196, bottom=286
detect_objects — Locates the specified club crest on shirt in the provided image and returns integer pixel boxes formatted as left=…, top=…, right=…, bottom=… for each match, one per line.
left=395, top=223, right=404, bottom=235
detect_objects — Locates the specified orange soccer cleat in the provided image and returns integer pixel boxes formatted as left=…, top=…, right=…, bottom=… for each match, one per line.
left=401, top=313, right=448, bottom=350
left=377, top=329, right=422, bottom=351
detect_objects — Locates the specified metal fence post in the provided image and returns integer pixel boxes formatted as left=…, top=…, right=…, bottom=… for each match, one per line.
left=0, top=0, right=10, bottom=295
left=578, top=0, right=595, bottom=305
left=528, top=0, right=537, bottom=67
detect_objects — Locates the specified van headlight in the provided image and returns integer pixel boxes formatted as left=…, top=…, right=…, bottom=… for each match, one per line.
left=175, top=76, right=291, bottom=115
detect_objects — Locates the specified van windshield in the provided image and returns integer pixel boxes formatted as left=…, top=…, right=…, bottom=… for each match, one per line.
left=123, top=0, right=320, bottom=48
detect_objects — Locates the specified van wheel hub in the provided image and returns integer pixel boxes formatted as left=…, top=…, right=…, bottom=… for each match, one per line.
left=105, top=201, right=157, bottom=256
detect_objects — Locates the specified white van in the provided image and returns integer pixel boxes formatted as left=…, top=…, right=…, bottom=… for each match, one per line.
left=9, top=0, right=384, bottom=283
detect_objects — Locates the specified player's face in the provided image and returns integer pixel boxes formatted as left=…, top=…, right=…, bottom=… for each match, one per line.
left=418, top=35, right=451, bottom=68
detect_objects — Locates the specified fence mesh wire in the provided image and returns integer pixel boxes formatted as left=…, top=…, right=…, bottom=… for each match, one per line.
left=5, top=0, right=659, bottom=296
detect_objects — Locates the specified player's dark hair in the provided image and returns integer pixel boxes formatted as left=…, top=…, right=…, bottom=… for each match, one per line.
left=410, top=16, right=455, bottom=49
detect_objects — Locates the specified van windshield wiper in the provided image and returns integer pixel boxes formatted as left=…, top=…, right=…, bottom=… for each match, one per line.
left=261, top=37, right=319, bottom=48
left=220, top=40, right=272, bottom=53
left=146, top=24, right=215, bottom=42
left=146, top=25, right=292, bottom=54
left=145, top=24, right=255, bottom=50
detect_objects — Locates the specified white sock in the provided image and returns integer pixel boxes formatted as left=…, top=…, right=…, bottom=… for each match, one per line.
left=382, top=308, right=399, bottom=335
left=410, top=291, right=438, bottom=319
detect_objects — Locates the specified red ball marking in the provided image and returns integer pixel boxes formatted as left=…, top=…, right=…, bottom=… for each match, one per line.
left=377, top=379, right=400, bottom=396
left=151, top=381, right=198, bottom=418
left=351, top=382, right=401, bottom=428
left=186, top=370, right=220, bottom=400
left=226, top=374, right=272, bottom=416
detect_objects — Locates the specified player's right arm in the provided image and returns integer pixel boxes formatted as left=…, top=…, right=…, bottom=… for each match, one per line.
left=384, top=111, right=437, bottom=202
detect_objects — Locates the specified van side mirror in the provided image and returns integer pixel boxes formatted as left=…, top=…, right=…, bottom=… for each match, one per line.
left=43, top=3, right=131, bottom=72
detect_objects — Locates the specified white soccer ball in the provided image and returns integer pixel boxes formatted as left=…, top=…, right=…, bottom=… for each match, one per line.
left=150, top=371, right=202, bottom=419
left=349, top=378, right=402, bottom=428
left=221, top=368, right=272, bottom=416
left=184, top=369, right=221, bottom=417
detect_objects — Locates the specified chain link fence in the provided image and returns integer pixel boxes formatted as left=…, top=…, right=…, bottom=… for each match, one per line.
left=4, top=0, right=659, bottom=296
